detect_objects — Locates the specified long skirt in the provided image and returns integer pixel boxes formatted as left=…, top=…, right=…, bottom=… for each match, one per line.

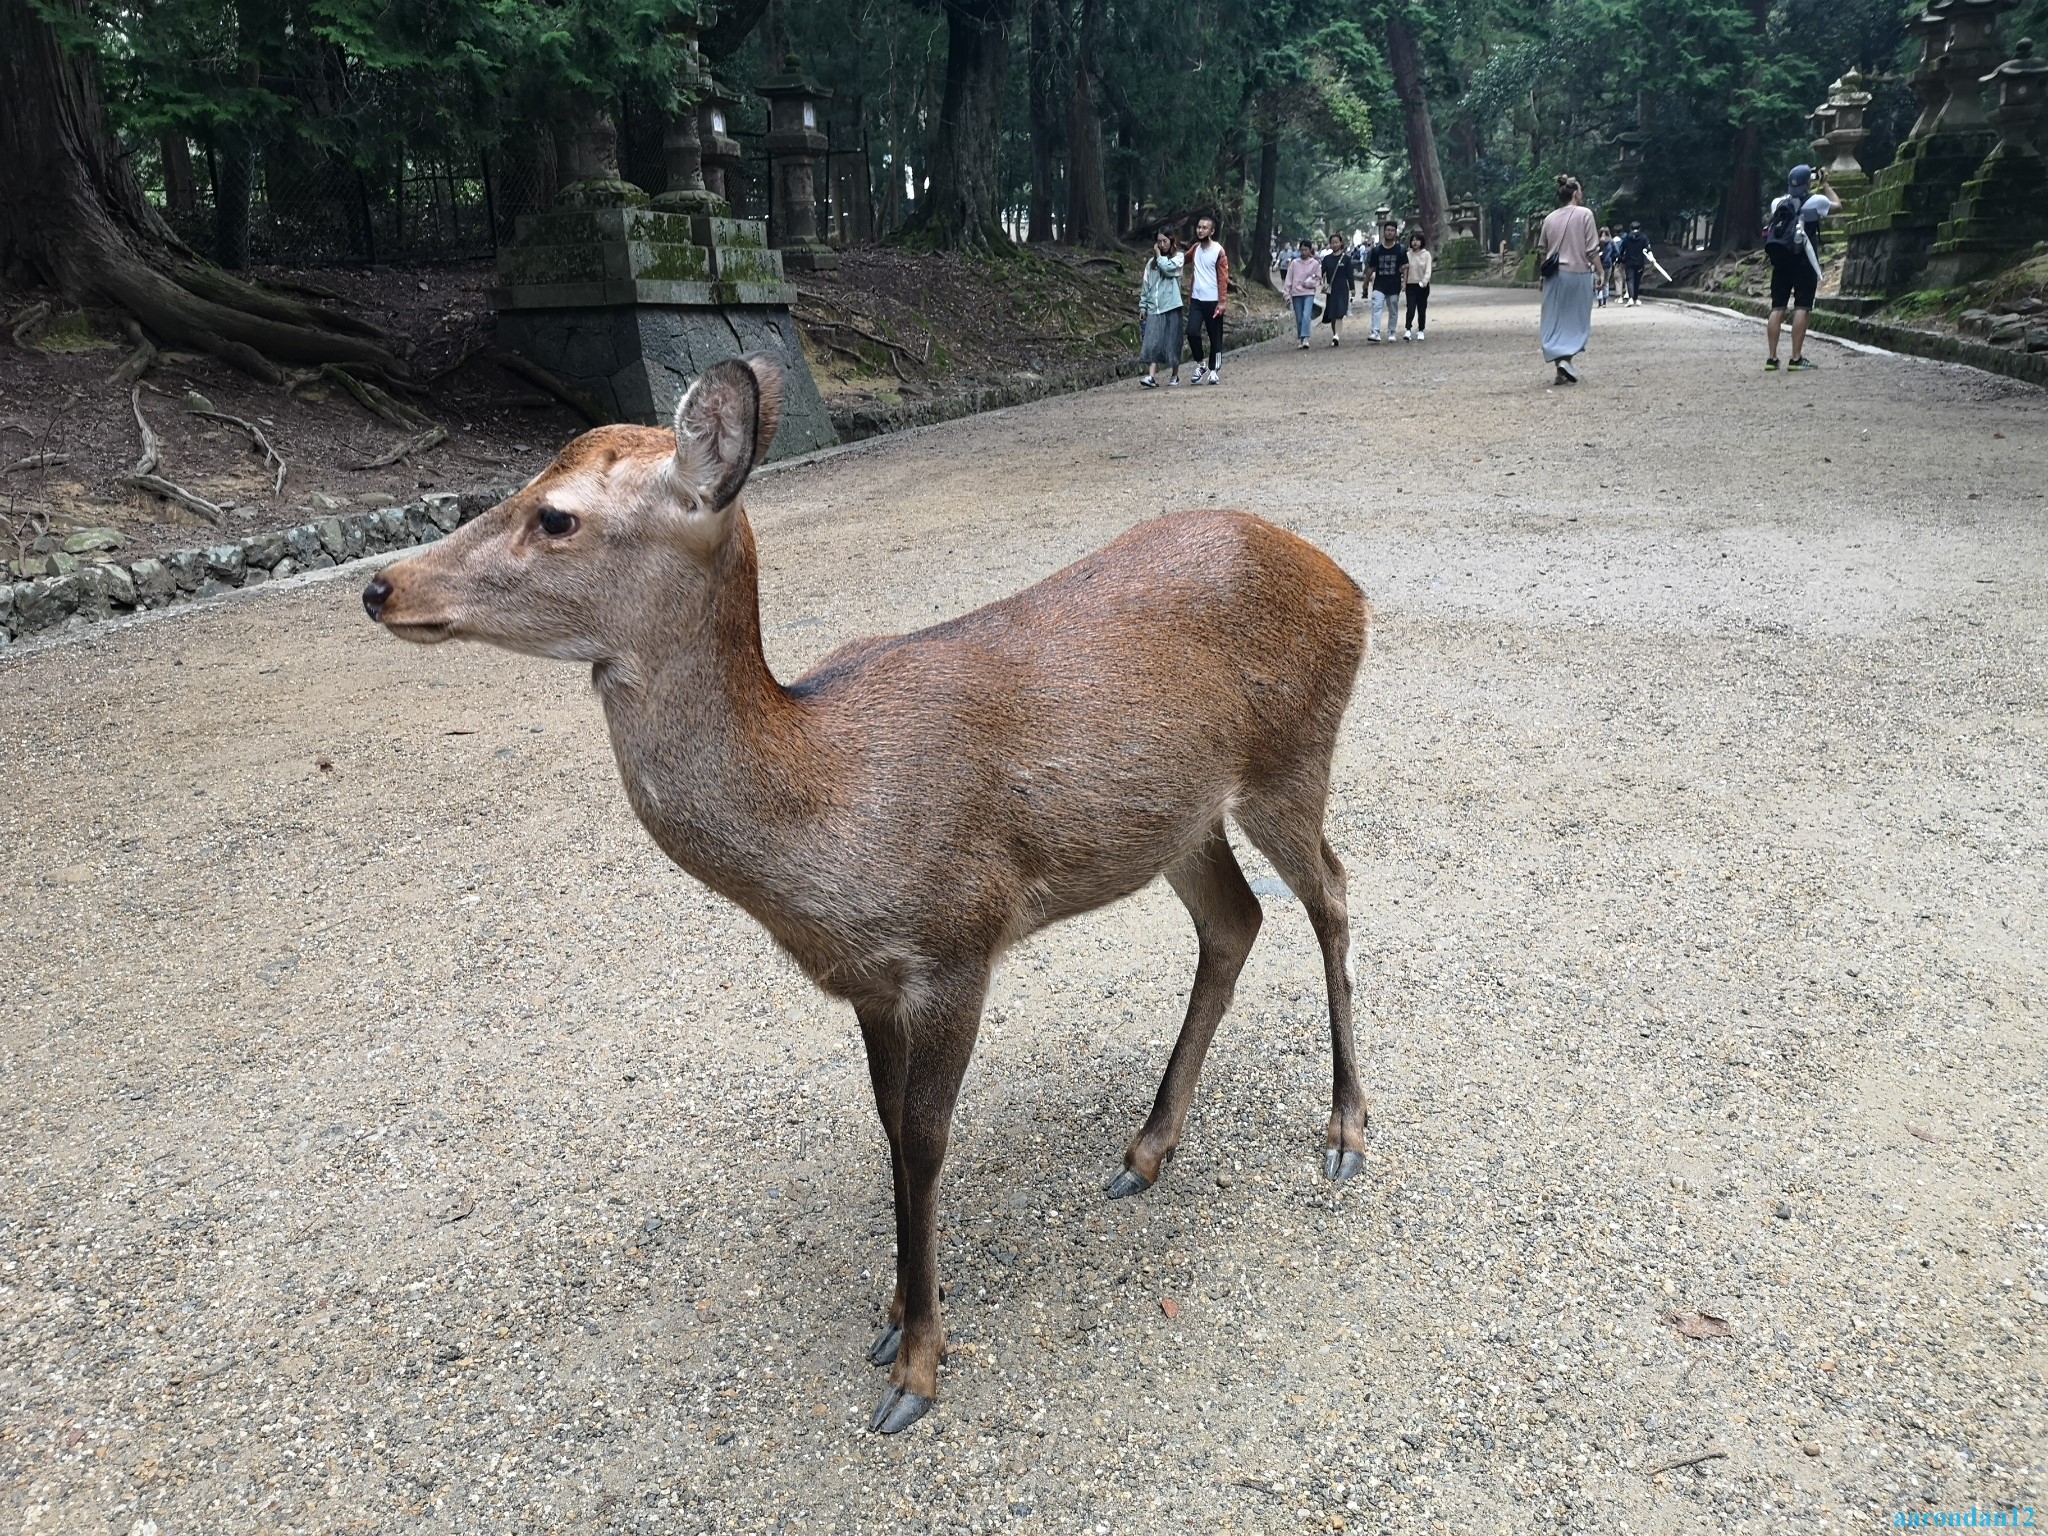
left=1540, top=271, right=1595, bottom=362
left=1140, top=308, right=1184, bottom=366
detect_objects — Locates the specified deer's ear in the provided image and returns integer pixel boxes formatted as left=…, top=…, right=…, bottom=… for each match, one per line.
left=668, top=360, right=759, bottom=553
left=741, top=353, right=785, bottom=464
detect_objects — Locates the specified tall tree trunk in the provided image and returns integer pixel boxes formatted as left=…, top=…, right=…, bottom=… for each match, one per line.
left=897, top=0, right=1016, bottom=251
left=1385, top=11, right=1448, bottom=244
left=1250, top=112, right=1279, bottom=289
left=1718, top=0, right=1774, bottom=253
left=1026, top=0, right=1058, bottom=243
left=213, top=120, right=255, bottom=269
left=1719, top=120, right=1764, bottom=252
left=160, top=133, right=195, bottom=220
left=1062, top=0, right=1114, bottom=247
left=0, top=0, right=399, bottom=374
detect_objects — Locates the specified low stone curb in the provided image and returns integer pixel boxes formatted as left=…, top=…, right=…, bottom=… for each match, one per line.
left=1647, top=290, right=2048, bottom=388
left=827, top=316, right=1288, bottom=442
left=0, top=487, right=516, bottom=648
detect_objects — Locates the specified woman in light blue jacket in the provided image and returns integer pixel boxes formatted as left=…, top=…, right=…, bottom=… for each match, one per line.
left=1138, top=227, right=1185, bottom=389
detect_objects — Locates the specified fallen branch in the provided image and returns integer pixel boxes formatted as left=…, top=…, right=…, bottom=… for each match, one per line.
left=351, top=424, right=447, bottom=470
left=9, top=301, right=52, bottom=348
left=486, top=350, right=605, bottom=426
left=120, top=386, right=222, bottom=525
left=1645, top=1449, right=1728, bottom=1476
left=3, top=453, right=70, bottom=474
left=184, top=397, right=287, bottom=496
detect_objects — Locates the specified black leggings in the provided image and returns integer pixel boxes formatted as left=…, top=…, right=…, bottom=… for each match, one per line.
left=1405, top=283, right=1430, bottom=330
left=1185, top=297, right=1224, bottom=366
left=1624, top=264, right=1643, bottom=300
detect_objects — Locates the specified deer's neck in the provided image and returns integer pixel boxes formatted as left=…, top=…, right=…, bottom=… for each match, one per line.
left=593, top=517, right=845, bottom=952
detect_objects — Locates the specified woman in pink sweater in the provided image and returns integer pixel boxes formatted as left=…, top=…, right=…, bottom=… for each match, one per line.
left=1282, top=240, right=1321, bottom=349
left=1538, top=174, right=1602, bottom=385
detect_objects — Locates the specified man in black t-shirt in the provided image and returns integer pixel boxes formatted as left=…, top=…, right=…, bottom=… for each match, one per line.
left=1367, top=221, right=1407, bottom=342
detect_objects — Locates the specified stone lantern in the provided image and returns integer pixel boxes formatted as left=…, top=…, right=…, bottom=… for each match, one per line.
left=697, top=79, right=745, bottom=211
left=653, top=20, right=723, bottom=216
left=1841, top=0, right=2013, bottom=300
left=758, top=56, right=837, bottom=272
left=486, top=66, right=833, bottom=449
left=1929, top=0, right=2019, bottom=138
left=1926, top=38, right=2048, bottom=282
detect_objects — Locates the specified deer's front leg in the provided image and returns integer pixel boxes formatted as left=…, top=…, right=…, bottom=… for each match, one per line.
left=864, top=971, right=984, bottom=1435
left=858, top=1012, right=911, bottom=1368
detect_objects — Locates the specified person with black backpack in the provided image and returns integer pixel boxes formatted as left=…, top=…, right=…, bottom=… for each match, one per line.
left=1616, top=223, right=1666, bottom=305
left=1764, top=163, right=1842, bottom=373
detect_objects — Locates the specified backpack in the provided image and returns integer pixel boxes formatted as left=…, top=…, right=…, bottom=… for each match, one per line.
left=1763, top=195, right=1805, bottom=257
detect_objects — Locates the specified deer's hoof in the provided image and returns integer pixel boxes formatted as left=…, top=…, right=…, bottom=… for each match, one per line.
left=870, top=1385, right=934, bottom=1434
left=1104, top=1167, right=1153, bottom=1200
left=1322, top=1148, right=1366, bottom=1183
left=867, top=1322, right=903, bottom=1366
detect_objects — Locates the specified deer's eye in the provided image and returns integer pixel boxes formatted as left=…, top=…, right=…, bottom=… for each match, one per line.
left=537, top=508, right=577, bottom=538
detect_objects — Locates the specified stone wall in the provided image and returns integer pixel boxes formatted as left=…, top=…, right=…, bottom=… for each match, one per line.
left=0, top=488, right=514, bottom=648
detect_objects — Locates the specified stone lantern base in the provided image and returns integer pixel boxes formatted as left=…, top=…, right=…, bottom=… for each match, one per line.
left=490, top=207, right=836, bottom=459
left=1838, top=128, right=1998, bottom=300
left=1922, top=149, right=2048, bottom=287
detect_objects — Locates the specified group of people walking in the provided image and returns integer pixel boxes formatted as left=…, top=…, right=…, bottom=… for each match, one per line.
left=1139, top=214, right=1439, bottom=388
left=1143, top=158, right=1843, bottom=393
left=1280, top=223, right=1434, bottom=349
left=1538, top=160, right=1841, bottom=385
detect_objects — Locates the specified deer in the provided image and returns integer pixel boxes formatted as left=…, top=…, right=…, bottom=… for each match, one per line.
left=362, top=355, right=1370, bottom=1434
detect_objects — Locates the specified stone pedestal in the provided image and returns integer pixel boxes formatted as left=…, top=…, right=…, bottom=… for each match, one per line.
left=491, top=207, right=836, bottom=457
left=1437, top=200, right=1486, bottom=276
left=1924, top=38, right=2048, bottom=285
left=759, top=61, right=837, bottom=272
left=651, top=22, right=727, bottom=218
left=1840, top=2, right=2012, bottom=299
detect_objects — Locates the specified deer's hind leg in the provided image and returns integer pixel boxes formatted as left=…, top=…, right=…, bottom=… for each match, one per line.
left=1236, top=793, right=1367, bottom=1183
left=1106, top=821, right=1263, bottom=1199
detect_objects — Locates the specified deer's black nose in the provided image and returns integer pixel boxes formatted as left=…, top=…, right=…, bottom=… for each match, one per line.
left=362, top=574, right=392, bottom=621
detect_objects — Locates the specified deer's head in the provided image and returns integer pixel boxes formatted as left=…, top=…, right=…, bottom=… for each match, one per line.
left=362, top=355, right=782, bottom=662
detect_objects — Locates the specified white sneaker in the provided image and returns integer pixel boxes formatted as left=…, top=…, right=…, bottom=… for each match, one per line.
left=1189, top=366, right=1206, bottom=384
left=1401, top=328, right=1412, bottom=340
left=1206, top=370, right=1220, bottom=385
left=1367, top=332, right=1381, bottom=343
left=1417, top=330, right=1426, bottom=341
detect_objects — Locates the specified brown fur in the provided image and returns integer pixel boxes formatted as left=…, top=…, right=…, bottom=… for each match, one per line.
left=364, top=356, right=1371, bottom=1432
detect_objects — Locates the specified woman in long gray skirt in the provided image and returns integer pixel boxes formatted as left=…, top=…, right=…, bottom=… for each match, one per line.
left=1538, top=174, right=1601, bottom=385
left=1137, top=227, right=1185, bottom=388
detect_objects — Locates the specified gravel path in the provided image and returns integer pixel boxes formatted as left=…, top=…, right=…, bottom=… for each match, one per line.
left=4, top=288, right=2045, bottom=1534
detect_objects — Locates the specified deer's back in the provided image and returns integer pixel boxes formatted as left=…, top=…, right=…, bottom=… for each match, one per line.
left=783, top=511, right=1366, bottom=937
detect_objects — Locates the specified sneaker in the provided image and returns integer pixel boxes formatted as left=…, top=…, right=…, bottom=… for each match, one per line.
left=1555, top=359, right=1579, bottom=384
left=1416, top=330, right=1425, bottom=341
left=1367, top=332, right=1381, bottom=343
left=1764, top=357, right=1780, bottom=372
left=1787, top=356, right=1818, bottom=371
left=1206, top=370, right=1221, bottom=384
left=1139, top=375, right=1159, bottom=388
left=1331, top=336, right=1340, bottom=347
left=1167, top=375, right=1181, bottom=387
left=1189, top=366, right=1206, bottom=385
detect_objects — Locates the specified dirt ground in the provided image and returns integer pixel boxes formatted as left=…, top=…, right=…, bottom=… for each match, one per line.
left=1, top=247, right=1271, bottom=567
left=2, top=289, right=2045, bottom=1534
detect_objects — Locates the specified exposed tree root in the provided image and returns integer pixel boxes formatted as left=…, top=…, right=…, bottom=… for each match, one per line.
left=4, top=452, right=69, bottom=473
left=351, top=424, right=446, bottom=470
left=120, top=385, right=222, bottom=524
left=183, top=394, right=286, bottom=495
left=10, top=301, right=51, bottom=347
left=107, top=316, right=156, bottom=385
left=486, top=349, right=606, bottom=426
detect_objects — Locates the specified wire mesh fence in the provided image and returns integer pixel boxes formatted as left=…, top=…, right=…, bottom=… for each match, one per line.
left=146, top=131, right=879, bottom=269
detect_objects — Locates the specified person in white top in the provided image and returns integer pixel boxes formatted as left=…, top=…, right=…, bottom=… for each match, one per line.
left=1402, top=231, right=1434, bottom=340
left=1182, top=216, right=1230, bottom=385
